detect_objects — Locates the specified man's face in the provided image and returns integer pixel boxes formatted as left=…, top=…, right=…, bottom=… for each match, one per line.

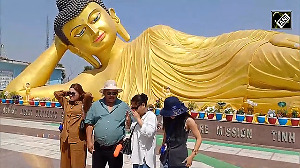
left=103, top=89, right=118, bottom=104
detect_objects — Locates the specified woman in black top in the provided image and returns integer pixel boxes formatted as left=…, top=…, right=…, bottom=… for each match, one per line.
left=160, top=97, right=202, bottom=168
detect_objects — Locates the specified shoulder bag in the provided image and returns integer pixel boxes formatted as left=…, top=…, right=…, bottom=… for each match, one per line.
left=121, top=123, right=138, bottom=155
left=79, top=105, right=86, bottom=134
left=160, top=122, right=175, bottom=166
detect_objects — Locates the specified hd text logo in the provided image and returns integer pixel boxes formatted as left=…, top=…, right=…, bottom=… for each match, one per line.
left=272, top=11, right=291, bottom=29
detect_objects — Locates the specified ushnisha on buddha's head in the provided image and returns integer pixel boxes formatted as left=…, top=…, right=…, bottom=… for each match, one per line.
left=54, top=0, right=130, bottom=68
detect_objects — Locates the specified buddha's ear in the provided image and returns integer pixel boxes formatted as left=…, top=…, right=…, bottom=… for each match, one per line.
left=68, top=45, right=101, bottom=69
left=109, top=8, right=130, bottom=42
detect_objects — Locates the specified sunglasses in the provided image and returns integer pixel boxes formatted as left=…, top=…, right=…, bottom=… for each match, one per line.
left=106, top=92, right=118, bottom=96
left=131, top=106, right=139, bottom=110
left=68, top=92, right=76, bottom=97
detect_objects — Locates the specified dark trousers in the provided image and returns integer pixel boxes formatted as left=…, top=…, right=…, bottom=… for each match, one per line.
left=133, top=164, right=150, bottom=168
left=92, top=142, right=123, bottom=168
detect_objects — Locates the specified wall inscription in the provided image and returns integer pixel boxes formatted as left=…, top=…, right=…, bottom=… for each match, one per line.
left=271, top=130, right=295, bottom=143
left=194, top=120, right=299, bottom=149
left=0, top=104, right=63, bottom=122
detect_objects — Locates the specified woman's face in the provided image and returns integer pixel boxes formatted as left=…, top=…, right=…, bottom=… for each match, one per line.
left=63, top=2, right=117, bottom=58
left=69, top=88, right=80, bottom=101
left=131, top=101, right=146, bottom=116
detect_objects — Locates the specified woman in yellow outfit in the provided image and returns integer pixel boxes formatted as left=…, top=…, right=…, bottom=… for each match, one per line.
left=6, top=0, right=300, bottom=111
left=54, top=83, right=93, bottom=168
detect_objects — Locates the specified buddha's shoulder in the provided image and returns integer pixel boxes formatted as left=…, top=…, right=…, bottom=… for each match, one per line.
left=142, top=25, right=183, bottom=35
left=134, top=26, right=281, bottom=44
left=140, top=25, right=278, bottom=37
left=134, top=25, right=192, bottom=40
left=146, top=25, right=174, bottom=30
left=130, top=25, right=181, bottom=42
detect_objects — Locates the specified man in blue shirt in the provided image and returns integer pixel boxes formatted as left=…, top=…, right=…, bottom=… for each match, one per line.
left=85, top=80, right=130, bottom=168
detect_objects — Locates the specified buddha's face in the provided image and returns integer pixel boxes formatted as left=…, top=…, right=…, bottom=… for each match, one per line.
left=63, top=2, right=117, bottom=58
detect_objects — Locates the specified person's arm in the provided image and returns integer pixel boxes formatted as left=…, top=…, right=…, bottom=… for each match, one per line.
left=54, top=90, right=68, bottom=108
left=159, top=117, right=166, bottom=154
left=82, top=92, right=93, bottom=119
left=83, top=92, right=93, bottom=113
left=132, top=110, right=143, bottom=127
left=85, top=104, right=95, bottom=154
left=139, top=113, right=157, bottom=137
left=125, top=105, right=132, bottom=129
left=162, top=131, right=166, bottom=145
left=86, top=125, right=94, bottom=154
left=161, top=117, right=166, bottom=145
left=184, top=117, right=202, bottom=167
left=158, top=129, right=167, bottom=155
left=125, top=111, right=131, bottom=129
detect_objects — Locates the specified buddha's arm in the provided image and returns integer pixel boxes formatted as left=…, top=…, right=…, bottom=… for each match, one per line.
left=5, top=37, right=67, bottom=92
left=28, top=68, right=103, bottom=100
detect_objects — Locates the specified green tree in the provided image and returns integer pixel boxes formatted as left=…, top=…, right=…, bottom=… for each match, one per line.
left=83, top=66, right=94, bottom=72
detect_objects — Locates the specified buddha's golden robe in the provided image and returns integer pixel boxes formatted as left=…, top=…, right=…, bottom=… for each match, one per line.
left=116, top=25, right=300, bottom=110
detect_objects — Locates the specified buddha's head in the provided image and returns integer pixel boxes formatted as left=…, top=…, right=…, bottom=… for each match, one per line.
left=54, top=0, right=130, bottom=68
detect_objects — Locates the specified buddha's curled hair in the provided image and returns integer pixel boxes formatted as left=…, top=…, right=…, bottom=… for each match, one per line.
left=54, top=0, right=109, bottom=45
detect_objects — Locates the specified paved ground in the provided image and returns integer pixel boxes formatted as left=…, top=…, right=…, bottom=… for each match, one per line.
left=0, top=117, right=299, bottom=168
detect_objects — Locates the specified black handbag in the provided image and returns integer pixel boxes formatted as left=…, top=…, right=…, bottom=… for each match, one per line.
left=79, top=119, right=85, bottom=133
left=160, top=122, right=175, bottom=166
left=121, top=123, right=138, bottom=155
left=122, top=137, right=132, bottom=155
left=79, top=105, right=86, bottom=134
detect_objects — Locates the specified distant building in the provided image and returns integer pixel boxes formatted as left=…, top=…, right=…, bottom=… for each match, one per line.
left=0, top=56, right=64, bottom=90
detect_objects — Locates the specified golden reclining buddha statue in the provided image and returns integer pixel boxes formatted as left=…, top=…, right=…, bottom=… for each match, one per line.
left=5, top=0, right=300, bottom=111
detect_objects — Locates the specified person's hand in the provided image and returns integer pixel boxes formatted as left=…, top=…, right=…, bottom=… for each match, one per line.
left=157, top=122, right=163, bottom=130
left=157, top=146, right=162, bottom=155
left=81, top=112, right=86, bottom=119
left=125, top=111, right=132, bottom=128
left=64, top=91, right=71, bottom=97
left=182, top=155, right=193, bottom=167
left=87, top=141, right=94, bottom=154
left=126, top=111, right=131, bottom=120
left=132, top=110, right=140, bottom=119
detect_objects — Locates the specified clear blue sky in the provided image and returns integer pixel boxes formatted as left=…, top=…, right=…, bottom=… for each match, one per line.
left=1, top=0, right=299, bottom=80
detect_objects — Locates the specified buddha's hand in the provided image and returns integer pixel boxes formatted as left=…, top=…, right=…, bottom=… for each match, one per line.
left=54, top=36, right=68, bottom=52
left=67, top=45, right=101, bottom=69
